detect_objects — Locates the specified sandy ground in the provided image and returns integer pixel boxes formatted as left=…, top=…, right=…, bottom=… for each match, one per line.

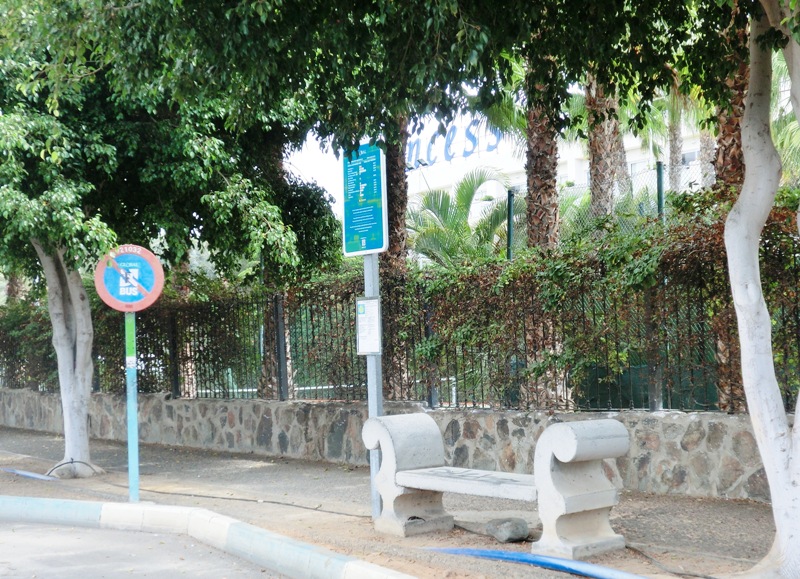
left=0, top=426, right=775, bottom=578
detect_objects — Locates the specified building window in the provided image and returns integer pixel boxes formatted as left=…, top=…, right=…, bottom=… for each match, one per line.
left=681, top=151, right=698, bottom=166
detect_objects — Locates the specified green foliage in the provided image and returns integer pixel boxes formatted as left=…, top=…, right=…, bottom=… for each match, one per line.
left=0, top=53, right=117, bottom=274
left=669, top=187, right=735, bottom=223
left=775, top=186, right=800, bottom=211
left=201, top=174, right=297, bottom=276
left=420, top=214, right=735, bottom=410
left=772, top=52, right=800, bottom=186
left=263, top=175, right=342, bottom=288
left=407, top=167, right=516, bottom=267
left=0, top=299, right=57, bottom=390
left=0, top=29, right=346, bottom=288
left=676, top=1, right=751, bottom=111
left=285, top=264, right=364, bottom=395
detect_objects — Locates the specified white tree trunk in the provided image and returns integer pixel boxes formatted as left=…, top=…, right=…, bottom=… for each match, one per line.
left=698, top=130, right=716, bottom=188
left=668, top=107, right=683, bottom=192
left=32, top=241, right=101, bottom=478
left=725, top=8, right=800, bottom=576
left=612, top=132, right=632, bottom=195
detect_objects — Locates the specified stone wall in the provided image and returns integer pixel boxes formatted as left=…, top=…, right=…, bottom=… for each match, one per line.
left=0, top=388, right=773, bottom=502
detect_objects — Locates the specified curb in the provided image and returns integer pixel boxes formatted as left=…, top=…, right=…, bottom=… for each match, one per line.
left=0, top=496, right=415, bottom=579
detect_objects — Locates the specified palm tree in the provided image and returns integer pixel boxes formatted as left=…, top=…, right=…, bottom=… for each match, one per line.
left=407, top=167, right=519, bottom=267
left=584, top=74, right=622, bottom=217
left=468, top=53, right=561, bottom=250
left=715, top=27, right=748, bottom=193
left=525, top=104, right=561, bottom=248
left=665, top=92, right=713, bottom=193
left=772, top=51, right=800, bottom=185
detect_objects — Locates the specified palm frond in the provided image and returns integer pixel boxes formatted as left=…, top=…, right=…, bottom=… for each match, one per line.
left=407, top=167, right=512, bottom=267
left=453, top=167, right=509, bottom=214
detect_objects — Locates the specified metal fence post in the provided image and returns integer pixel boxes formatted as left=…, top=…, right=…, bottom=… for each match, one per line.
left=168, top=312, right=181, bottom=398
left=656, top=161, right=665, bottom=221
left=507, top=188, right=514, bottom=261
left=274, top=294, right=289, bottom=401
left=423, top=300, right=438, bottom=409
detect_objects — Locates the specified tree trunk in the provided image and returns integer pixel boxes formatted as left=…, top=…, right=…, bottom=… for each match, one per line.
left=5, top=272, right=25, bottom=301
left=611, top=131, right=632, bottom=196
left=725, top=10, right=800, bottom=575
left=585, top=76, right=619, bottom=218
left=710, top=299, right=745, bottom=413
left=716, top=28, right=748, bottom=192
left=523, top=103, right=563, bottom=406
left=259, top=294, right=279, bottom=399
left=668, top=107, right=683, bottom=192
left=525, top=106, right=559, bottom=249
left=380, top=116, right=409, bottom=277
left=32, top=241, right=102, bottom=478
left=380, top=117, right=410, bottom=399
left=699, top=130, right=716, bottom=188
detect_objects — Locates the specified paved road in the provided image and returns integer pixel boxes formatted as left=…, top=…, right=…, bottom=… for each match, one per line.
left=1, top=523, right=278, bottom=579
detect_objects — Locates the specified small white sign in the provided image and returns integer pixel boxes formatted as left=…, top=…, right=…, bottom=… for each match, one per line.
left=356, top=297, right=382, bottom=355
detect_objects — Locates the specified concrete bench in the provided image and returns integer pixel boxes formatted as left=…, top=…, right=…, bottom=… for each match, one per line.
left=362, top=413, right=630, bottom=560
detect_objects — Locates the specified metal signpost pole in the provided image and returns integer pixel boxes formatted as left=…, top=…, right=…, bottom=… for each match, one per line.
left=364, top=252, right=383, bottom=520
left=124, top=311, right=140, bottom=502
left=94, top=245, right=164, bottom=504
left=343, top=142, right=388, bottom=521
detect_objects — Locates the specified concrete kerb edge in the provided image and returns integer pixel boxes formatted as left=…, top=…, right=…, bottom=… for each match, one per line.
left=0, top=496, right=415, bottom=579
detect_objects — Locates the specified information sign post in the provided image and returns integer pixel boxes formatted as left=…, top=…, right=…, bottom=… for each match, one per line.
left=343, top=143, right=387, bottom=520
left=94, top=245, right=164, bottom=502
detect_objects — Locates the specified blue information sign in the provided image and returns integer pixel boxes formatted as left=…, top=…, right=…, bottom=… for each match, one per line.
left=343, top=143, right=388, bottom=256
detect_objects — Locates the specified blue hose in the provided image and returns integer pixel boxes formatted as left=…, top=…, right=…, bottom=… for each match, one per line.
left=1, top=468, right=58, bottom=481
left=432, top=548, right=645, bottom=579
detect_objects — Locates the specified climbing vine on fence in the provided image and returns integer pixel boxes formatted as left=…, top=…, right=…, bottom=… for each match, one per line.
left=2, top=188, right=799, bottom=412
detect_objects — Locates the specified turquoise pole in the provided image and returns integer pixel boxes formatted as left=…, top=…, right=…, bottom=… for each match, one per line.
left=125, top=312, right=140, bottom=502
left=656, top=161, right=665, bottom=221
left=507, top=189, right=514, bottom=261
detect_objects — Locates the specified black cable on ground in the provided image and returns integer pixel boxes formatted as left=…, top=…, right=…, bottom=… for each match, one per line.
left=103, top=480, right=370, bottom=519
left=45, top=459, right=102, bottom=477
left=626, top=545, right=719, bottom=579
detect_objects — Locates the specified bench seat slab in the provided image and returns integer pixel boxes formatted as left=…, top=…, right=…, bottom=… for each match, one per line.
left=396, top=467, right=537, bottom=502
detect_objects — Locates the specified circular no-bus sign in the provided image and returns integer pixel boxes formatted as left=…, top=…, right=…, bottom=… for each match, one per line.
left=94, top=245, right=165, bottom=312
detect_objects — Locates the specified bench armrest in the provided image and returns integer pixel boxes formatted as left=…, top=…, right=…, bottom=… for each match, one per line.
left=362, top=413, right=446, bottom=477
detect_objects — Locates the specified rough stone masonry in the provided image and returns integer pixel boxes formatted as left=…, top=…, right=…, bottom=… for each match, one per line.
left=0, top=388, right=776, bottom=502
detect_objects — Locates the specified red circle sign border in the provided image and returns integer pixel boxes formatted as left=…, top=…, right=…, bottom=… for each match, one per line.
left=94, top=245, right=165, bottom=312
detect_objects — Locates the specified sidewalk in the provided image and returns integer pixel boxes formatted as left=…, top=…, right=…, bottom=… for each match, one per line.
left=0, top=426, right=775, bottom=578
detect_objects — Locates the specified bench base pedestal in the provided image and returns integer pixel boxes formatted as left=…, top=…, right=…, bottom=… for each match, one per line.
left=375, top=513, right=454, bottom=537
left=531, top=533, right=625, bottom=560
left=531, top=506, right=626, bottom=559
left=375, top=489, right=455, bottom=537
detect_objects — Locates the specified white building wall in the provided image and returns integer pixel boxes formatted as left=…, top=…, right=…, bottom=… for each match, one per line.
left=286, top=113, right=707, bottom=218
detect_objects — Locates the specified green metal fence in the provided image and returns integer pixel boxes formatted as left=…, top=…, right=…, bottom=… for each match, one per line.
left=3, top=160, right=799, bottom=413
left=1, top=258, right=794, bottom=414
